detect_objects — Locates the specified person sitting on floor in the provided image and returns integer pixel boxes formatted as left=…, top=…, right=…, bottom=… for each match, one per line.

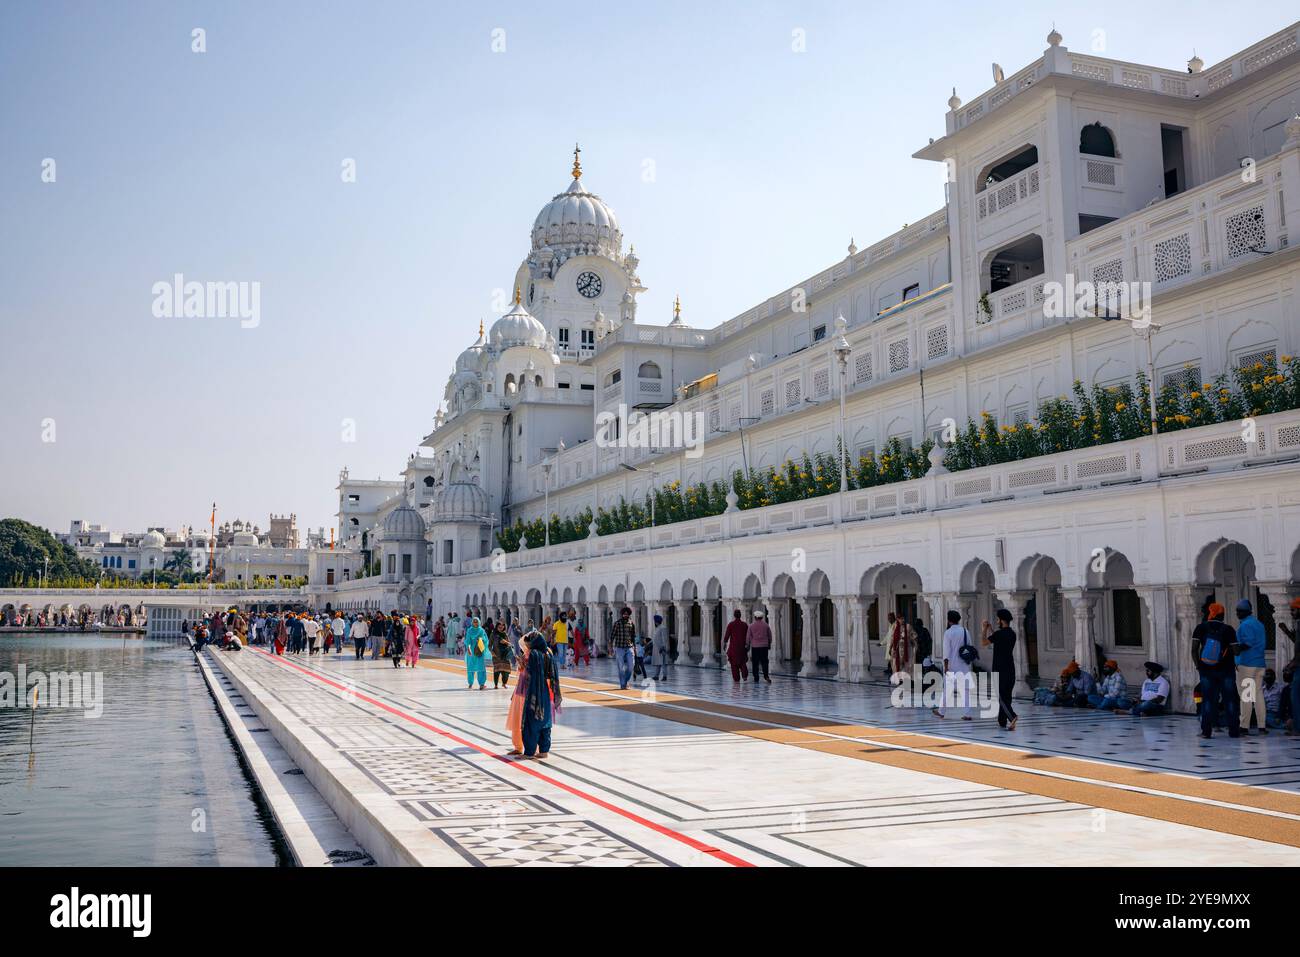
left=1088, top=660, right=1130, bottom=710
left=1262, top=668, right=1284, bottom=729
left=1034, top=663, right=1077, bottom=706
left=1066, top=665, right=1096, bottom=707
left=1127, top=661, right=1170, bottom=717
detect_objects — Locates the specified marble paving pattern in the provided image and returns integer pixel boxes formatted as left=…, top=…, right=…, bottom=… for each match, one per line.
left=220, top=648, right=1300, bottom=866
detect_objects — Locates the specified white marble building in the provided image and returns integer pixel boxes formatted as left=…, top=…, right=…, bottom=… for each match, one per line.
left=316, top=25, right=1300, bottom=711
left=65, top=517, right=311, bottom=584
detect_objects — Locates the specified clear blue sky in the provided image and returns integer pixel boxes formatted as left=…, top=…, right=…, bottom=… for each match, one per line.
left=2, top=1, right=1294, bottom=538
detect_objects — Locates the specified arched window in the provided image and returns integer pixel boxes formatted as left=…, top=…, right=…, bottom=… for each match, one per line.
left=984, top=233, right=1045, bottom=293
left=534, top=375, right=543, bottom=387
left=423, top=476, right=434, bottom=488
left=638, top=361, right=661, bottom=379
left=1080, top=123, right=1117, bottom=157
left=976, top=144, right=1038, bottom=192
left=504, top=373, right=515, bottom=394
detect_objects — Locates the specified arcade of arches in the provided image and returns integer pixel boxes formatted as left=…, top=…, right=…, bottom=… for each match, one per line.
left=447, top=538, right=1299, bottom=714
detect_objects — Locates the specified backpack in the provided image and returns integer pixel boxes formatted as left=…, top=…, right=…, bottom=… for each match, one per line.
left=957, top=627, right=979, bottom=665
left=1199, top=623, right=1226, bottom=666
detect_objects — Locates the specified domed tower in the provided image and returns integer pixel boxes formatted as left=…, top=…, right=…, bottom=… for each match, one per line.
left=516, top=146, right=643, bottom=360
left=488, top=289, right=559, bottom=396
left=377, top=503, right=426, bottom=584
left=428, top=480, right=493, bottom=576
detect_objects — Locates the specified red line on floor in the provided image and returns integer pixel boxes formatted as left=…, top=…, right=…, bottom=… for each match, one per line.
left=251, top=649, right=753, bottom=867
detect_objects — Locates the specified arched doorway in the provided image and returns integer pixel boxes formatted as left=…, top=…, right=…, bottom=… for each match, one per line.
left=1015, top=554, right=1065, bottom=681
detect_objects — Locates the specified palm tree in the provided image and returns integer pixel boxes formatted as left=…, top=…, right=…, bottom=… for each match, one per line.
left=166, top=549, right=193, bottom=575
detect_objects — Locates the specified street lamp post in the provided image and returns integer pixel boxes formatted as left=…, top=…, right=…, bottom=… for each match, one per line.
left=621, top=462, right=658, bottom=640
left=542, top=460, right=552, bottom=564
left=1099, top=314, right=1162, bottom=439
left=832, top=315, right=852, bottom=493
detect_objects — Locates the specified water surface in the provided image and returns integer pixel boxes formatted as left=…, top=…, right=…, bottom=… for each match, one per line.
left=0, top=634, right=285, bottom=865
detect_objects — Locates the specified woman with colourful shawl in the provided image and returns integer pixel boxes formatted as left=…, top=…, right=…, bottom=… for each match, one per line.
left=404, top=615, right=421, bottom=668
left=505, top=629, right=539, bottom=754
left=464, top=616, right=488, bottom=689
left=521, top=633, right=562, bottom=759
left=272, top=614, right=286, bottom=656
left=887, top=612, right=911, bottom=677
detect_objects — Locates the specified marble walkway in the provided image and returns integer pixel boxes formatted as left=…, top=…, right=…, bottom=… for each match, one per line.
left=208, top=646, right=1300, bottom=867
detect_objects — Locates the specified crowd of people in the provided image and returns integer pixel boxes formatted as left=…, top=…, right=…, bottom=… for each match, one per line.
left=1025, top=597, right=1299, bottom=737
left=3, top=606, right=137, bottom=630
left=184, top=593, right=1300, bottom=771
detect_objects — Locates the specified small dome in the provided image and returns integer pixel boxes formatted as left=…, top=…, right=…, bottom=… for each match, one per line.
left=382, top=504, right=426, bottom=540
left=231, top=530, right=257, bottom=547
left=1047, top=27, right=1062, bottom=47
left=491, top=292, right=549, bottom=350
left=141, top=530, right=165, bottom=549
left=434, top=481, right=491, bottom=523
left=455, top=323, right=488, bottom=373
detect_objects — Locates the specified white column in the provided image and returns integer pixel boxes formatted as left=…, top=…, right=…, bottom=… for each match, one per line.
left=675, top=600, right=693, bottom=663
left=1063, top=589, right=1096, bottom=672
left=1171, top=585, right=1207, bottom=712
left=702, top=600, right=719, bottom=665
left=1257, top=582, right=1296, bottom=675
left=832, top=595, right=852, bottom=681
left=799, top=599, right=820, bottom=677
left=851, top=597, right=871, bottom=680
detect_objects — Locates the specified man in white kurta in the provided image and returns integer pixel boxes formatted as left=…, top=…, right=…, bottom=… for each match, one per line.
left=938, top=610, right=978, bottom=719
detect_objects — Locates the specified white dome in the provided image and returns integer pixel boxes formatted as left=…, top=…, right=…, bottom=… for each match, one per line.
left=231, top=530, right=257, bottom=547
left=531, top=177, right=621, bottom=258
left=491, top=294, right=548, bottom=350
left=434, top=481, right=491, bottom=523
left=455, top=323, right=488, bottom=373
left=382, top=504, right=426, bottom=540
left=141, top=530, right=165, bottom=549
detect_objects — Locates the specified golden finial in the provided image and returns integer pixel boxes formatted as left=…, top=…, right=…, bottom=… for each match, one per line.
left=514, top=287, right=522, bottom=305
left=673, top=294, right=681, bottom=319
left=478, top=318, right=484, bottom=337
left=572, top=142, right=582, bottom=180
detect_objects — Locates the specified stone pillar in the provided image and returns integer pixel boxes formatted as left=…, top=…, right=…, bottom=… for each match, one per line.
left=1171, top=585, right=1207, bottom=712
left=631, top=600, right=645, bottom=639
left=799, top=598, right=820, bottom=677
left=1000, top=591, right=1033, bottom=698
left=957, top=593, right=978, bottom=631
left=595, top=600, right=608, bottom=655
left=832, top=595, right=852, bottom=681
left=675, top=600, right=693, bottom=663
left=702, top=599, right=719, bottom=664
left=851, top=597, right=871, bottom=679
left=1062, top=588, right=1095, bottom=671
left=1257, top=582, right=1296, bottom=675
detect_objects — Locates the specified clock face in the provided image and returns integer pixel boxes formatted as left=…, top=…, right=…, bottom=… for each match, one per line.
left=576, top=271, right=602, bottom=299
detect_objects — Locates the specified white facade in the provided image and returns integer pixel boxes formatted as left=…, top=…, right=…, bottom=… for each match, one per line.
left=66, top=518, right=310, bottom=583
left=314, top=25, right=1300, bottom=710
